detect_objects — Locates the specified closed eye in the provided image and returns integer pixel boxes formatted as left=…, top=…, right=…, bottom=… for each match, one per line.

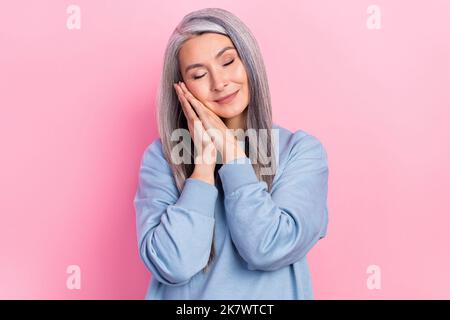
left=193, top=59, right=235, bottom=80
left=223, top=59, right=234, bottom=66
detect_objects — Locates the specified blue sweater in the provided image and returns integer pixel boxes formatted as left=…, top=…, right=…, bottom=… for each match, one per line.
left=133, top=123, right=329, bottom=299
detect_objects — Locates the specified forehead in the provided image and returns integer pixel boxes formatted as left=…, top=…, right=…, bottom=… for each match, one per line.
left=178, top=33, right=235, bottom=64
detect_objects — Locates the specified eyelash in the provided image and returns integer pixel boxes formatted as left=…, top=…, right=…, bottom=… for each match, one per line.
left=193, top=59, right=235, bottom=80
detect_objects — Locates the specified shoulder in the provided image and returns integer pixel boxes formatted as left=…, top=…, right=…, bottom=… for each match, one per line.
left=281, top=129, right=329, bottom=178
left=140, top=137, right=172, bottom=173
left=143, top=137, right=163, bottom=158
left=273, top=123, right=328, bottom=168
left=290, top=129, right=327, bottom=161
left=135, top=137, right=180, bottom=199
left=273, top=123, right=327, bottom=161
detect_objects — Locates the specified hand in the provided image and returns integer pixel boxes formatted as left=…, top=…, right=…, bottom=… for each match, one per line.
left=177, top=81, right=247, bottom=164
left=173, top=82, right=216, bottom=182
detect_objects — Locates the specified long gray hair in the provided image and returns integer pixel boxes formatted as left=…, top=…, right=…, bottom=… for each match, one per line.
left=156, top=8, right=277, bottom=273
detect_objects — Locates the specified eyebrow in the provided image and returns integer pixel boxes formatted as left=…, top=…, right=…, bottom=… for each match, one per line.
left=184, top=46, right=236, bottom=73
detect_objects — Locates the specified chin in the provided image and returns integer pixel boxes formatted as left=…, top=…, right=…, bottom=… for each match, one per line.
left=212, top=102, right=248, bottom=119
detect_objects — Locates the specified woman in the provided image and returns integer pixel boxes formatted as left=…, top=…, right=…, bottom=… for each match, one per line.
left=134, top=7, right=329, bottom=299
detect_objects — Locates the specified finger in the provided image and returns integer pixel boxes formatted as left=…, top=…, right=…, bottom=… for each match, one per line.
left=175, top=84, right=210, bottom=143
left=193, top=119, right=210, bottom=144
left=174, top=84, right=198, bottom=122
left=178, top=83, right=230, bottom=150
left=179, top=83, right=206, bottom=117
left=188, top=121, right=213, bottom=155
left=178, top=82, right=225, bottom=129
left=182, top=98, right=202, bottom=143
left=179, top=82, right=213, bottom=129
left=178, top=82, right=217, bottom=119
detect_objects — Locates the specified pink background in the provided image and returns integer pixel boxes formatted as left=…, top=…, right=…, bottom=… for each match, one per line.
left=1, top=0, right=449, bottom=299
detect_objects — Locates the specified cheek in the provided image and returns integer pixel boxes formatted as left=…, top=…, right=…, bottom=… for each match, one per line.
left=234, top=62, right=248, bottom=83
left=234, top=66, right=249, bottom=98
left=187, top=83, right=209, bottom=101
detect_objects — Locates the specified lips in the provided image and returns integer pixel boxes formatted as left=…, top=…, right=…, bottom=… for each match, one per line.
left=214, top=90, right=239, bottom=103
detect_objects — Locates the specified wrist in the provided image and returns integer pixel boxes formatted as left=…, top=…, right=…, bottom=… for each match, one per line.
left=222, top=145, right=247, bottom=164
left=191, top=170, right=215, bottom=186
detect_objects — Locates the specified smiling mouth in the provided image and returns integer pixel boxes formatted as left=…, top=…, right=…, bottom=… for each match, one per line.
left=214, top=90, right=239, bottom=103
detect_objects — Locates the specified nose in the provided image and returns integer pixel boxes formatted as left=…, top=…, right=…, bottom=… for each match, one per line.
left=210, top=68, right=228, bottom=92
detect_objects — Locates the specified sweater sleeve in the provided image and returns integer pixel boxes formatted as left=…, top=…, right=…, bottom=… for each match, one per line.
left=218, top=131, right=329, bottom=271
left=133, top=139, right=218, bottom=286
